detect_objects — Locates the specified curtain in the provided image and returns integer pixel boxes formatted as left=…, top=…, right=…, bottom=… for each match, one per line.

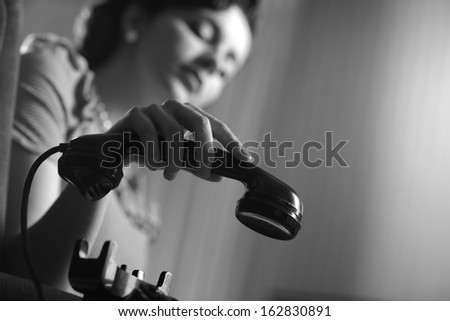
left=147, top=0, right=450, bottom=300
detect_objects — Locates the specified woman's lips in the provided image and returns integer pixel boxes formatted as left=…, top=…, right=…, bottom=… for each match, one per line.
left=179, top=66, right=202, bottom=93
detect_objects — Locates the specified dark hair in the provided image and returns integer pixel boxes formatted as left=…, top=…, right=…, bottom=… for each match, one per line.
left=75, top=0, right=260, bottom=70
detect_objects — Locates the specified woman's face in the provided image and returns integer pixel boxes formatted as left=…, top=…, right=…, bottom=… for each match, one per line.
left=129, top=5, right=253, bottom=107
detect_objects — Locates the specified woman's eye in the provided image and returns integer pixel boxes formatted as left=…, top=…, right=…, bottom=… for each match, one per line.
left=191, top=20, right=215, bottom=43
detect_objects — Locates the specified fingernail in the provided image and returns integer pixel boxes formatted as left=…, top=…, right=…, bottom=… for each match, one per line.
left=209, top=174, right=223, bottom=182
left=240, top=147, right=254, bottom=161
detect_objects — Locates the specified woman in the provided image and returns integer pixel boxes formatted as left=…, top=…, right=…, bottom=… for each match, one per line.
left=2, top=0, right=259, bottom=292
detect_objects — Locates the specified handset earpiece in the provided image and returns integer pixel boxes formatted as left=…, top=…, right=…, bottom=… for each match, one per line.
left=58, top=132, right=303, bottom=240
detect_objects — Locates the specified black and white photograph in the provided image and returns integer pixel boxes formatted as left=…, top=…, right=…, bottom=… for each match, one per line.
left=0, top=0, right=449, bottom=318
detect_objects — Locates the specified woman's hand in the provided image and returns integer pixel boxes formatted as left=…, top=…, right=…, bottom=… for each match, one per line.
left=108, top=100, right=253, bottom=181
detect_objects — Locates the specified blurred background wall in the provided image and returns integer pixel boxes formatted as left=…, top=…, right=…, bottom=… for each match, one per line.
left=20, top=0, right=450, bottom=300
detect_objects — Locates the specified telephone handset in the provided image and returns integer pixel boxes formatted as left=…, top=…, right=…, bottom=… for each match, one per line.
left=58, top=132, right=303, bottom=240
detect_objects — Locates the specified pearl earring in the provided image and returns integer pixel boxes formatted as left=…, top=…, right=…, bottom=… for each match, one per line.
left=125, top=30, right=138, bottom=43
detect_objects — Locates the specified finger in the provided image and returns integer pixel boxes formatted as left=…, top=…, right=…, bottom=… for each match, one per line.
left=184, top=102, right=253, bottom=162
left=162, top=100, right=214, bottom=179
left=164, top=167, right=180, bottom=181
left=190, top=171, right=223, bottom=182
left=126, top=106, right=162, bottom=170
left=144, top=103, right=185, bottom=177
